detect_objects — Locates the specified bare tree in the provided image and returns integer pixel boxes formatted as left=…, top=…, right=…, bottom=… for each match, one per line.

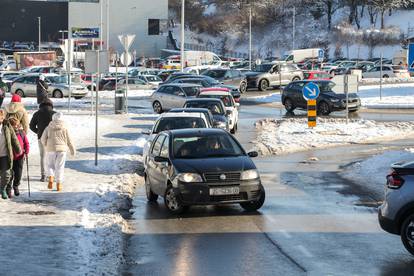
left=368, top=0, right=411, bottom=29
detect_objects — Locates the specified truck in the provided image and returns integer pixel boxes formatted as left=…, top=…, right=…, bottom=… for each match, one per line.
left=160, top=50, right=223, bottom=69
left=283, top=48, right=323, bottom=63
left=13, top=51, right=57, bottom=70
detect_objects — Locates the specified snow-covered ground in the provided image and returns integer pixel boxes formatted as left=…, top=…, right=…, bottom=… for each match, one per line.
left=253, top=118, right=414, bottom=156
left=0, top=95, right=154, bottom=274
left=341, top=149, right=414, bottom=199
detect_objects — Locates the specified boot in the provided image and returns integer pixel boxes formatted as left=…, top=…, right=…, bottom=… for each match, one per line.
left=13, top=186, right=20, bottom=197
left=48, top=176, right=54, bottom=190
left=57, top=183, right=62, bottom=192
left=1, top=190, right=7, bottom=199
left=6, top=187, right=12, bottom=199
left=40, top=175, right=46, bottom=182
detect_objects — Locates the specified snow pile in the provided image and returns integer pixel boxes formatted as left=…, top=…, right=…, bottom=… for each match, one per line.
left=97, top=89, right=155, bottom=99
left=254, top=118, right=414, bottom=156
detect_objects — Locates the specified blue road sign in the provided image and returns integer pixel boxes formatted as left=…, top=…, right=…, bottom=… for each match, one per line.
left=318, top=49, right=324, bottom=62
left=303, top=82, right=320, bottom=100
left=409, top=43, right=414, bottom=73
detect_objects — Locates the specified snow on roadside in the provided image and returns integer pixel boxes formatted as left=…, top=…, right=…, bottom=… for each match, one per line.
left=341, top=149, right=414, bottom=199
left=359, top=83, right=414, bottom=109
left=97, top=89, right=155, bottom=99
left=253, top=118, right=414, bottom=156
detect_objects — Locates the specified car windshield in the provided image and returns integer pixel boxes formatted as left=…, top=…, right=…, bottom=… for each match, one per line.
left=185, top=101, right=225, bottom=115
left=2, top=74, right=19, bottom=80
left=316, top=82, right=335, bottom=93
left=46, top=75, right=68, bottom=84
left=253, top=64, right=273, bottom=72
left=182, top=87, right=199, bottom=97
left=199, top=95, right=233, bottom=107
left=154, top=117, right=206, bottom=134
left=203, top=70, right=226, bottom=79
left=173, top=134, right=244, bottom=159
left=146, top=76, right=161, bottom=82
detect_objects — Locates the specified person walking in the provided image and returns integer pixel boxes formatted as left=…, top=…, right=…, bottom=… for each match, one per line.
left=0, top=77, right=7, bottom=108
left=29, top=99, right=55, bottom=182
left=41, top=112, right=75, bottom=192
left=36, top=74, right=49, bottom=105
left=5, top=94, right=29, bottom=134
left=8, top=118, right=29, bottom=197
left=0, top=110, right=22, bottom=199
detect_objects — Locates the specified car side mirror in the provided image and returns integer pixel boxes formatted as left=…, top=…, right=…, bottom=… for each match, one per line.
left=248, top=151, right=258, bottom=158
left=142, top=129, right=151, bottom=135
left=154, top=156, right=169, bottom=163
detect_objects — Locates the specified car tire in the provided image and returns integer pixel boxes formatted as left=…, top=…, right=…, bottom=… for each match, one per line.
left=401, top=214, right=414, bottom=255
left=318, top=101, right=331, bottom=116
left=239, top=81, right=247, bottom=94
left=153, top=101, right=163, bottom=114
left=74, top=96, right=83, bottom=100
left=145, top=175, right=158, bottom=202
left=240, top=188, right=265, bottom=212
left=231, top=123, right=238, bottom=134
left=164, top=186, right=187, bottom=214
left=348, top=109, right=359, bottom=113
left=258, top=80, right=269, bottom=91
left=383, top=74, right=389, bottom=79
left=53, top=90, right=64, bottom=98
left=292, top=76, right=301, bottom=82
left=284, top=98, right=295, bottom=112
left=15, top=89, right=25, bottom=97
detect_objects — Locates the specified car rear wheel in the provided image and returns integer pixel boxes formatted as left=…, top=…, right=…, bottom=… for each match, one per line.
left=259, top=80, right=269, bottom=91
left=240, top=188, right=265, bottom=212
left=284, top=98, right=295, bottom=112
left=401, top=214, right=414, bottom=255
left=145, top=175, right=158, bottom=202
left=383, top=74, right=389, bottom=78
left=74, top=96, right=84, bottom=100
left=164, top=186, right=187, bottom=214
left=318, top=101, right=331, bottom=116
left=153, top=101, right=163, bottom=114
left=239, top=81, right=247, bottom=93
left=15, top=89, right=25, bottom=97
left=231, top=123, right=238, bottom=134
left=53, top=90, right=64, bottom=98
left=292, top=76, right=301, bottom=82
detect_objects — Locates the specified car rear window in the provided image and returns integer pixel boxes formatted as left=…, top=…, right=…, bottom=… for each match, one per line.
left=185, top=101, right=225, bottom=115
left=154, top=117, right=206, bottom=134
left=182, top=87, right=199, bottom=97
left=199, top=95, right=233, bottom=107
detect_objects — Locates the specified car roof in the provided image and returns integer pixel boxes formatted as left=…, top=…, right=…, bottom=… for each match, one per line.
left=166, top=128, right=228, bottom=137
left=161, top=83, right=202, bottom=88
left=199, top=91, right=232, bottom=96
left=185, top=98, right=222, bottom=103
left=21, top=73, right=59, bottom=77
left=170, top=108, right=211, bottom=113
left=159, top=112, right=205, bottom=119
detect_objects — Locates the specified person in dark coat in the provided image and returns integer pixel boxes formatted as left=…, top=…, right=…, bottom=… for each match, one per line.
left=29, top=99, right=55, bottom=182
left=36, top=74, right=49, bottom=105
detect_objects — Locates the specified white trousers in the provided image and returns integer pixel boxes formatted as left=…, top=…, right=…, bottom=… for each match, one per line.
left=46, top=152, right=67, bottom=183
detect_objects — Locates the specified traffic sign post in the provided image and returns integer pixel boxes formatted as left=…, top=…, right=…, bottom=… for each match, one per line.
left=409, top=43, right=414, bottom=73
left=318, top=49, right=324, bottom=62
left=303, top=82, right=320, bottom=128
left=118, top=34, right=136, bottom=114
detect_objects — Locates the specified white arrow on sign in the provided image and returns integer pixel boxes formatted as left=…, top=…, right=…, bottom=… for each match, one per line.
left=120, top=52, right=133, bottom=66
left=305, top=86, right=317, bottom=97
left=118, top=34, right=136, bottom=51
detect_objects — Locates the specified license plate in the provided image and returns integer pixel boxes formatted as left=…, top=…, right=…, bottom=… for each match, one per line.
left=209, top=187, right=239, bottom=196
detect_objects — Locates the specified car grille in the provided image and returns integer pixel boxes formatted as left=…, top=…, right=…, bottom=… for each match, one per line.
left=204, top=172, right=241, bottom=183
left=210, top=192, right=248, bottom=202
left=250, top=190, right=261, bottom=198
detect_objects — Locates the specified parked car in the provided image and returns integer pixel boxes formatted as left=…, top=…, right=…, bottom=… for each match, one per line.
left=158, top=69, right=179, bottom=81
left=0, top=60, right=16, bottom=71
left=362, top=65, right=410, bottom=79
left=11, top=73, right=88, bottom=99
left=0, top=71, right=22, bottom=92
left=137, top=75, right=163, bottom=86
left=184, top=98, right=230, bottom=131
left=245, top=63, right=303, bottom=91
left=142, top=112, right=211, bottom=166
left=151, top=83, right=201, bottom=113
left=144, top=128, right=265, bottom=214
left=20, top=66, right=57, bottom=74
left=202, top=68, right=248, bottom=93
left=117, top=78, right=156, bottom=90
left=198, top=88, right=239, bottom=133
left=303, top=71, right=331, bottom=80
left=379, top=161, right=414, bottom=255
left=169, top=108, right=215, bottom=128
left=281, top=80, right=361, bottom=115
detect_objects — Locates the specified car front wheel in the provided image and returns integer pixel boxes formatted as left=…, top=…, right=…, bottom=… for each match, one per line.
left=153, top=101, right=163, bottom=114
left=164, top=186, right=187, bottom=214
left=240, top=81, right=247, bottom=93
left=318, top=101, right=331, bottom=116
left=284, top=98, right=295, bottom=112
left=240, top=188, right=265, bottom=212
left=401, top=214, right=414, bottom=255
left=259, top=80, right=269, bottom=91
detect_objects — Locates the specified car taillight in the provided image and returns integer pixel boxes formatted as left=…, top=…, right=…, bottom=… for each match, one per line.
left=386, top=170, right=405, bottom=189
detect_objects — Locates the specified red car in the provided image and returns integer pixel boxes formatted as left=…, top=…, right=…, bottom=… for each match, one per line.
left=303, top=71, right=331, bottom=80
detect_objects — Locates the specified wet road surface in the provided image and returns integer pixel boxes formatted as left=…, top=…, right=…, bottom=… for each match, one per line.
left=121, top=102, right=414, bottom=275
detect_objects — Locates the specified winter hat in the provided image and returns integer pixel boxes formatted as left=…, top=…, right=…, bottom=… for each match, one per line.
left=52, top=112, right=63, bottom=121
left=11, top=94, right=21, bottom=103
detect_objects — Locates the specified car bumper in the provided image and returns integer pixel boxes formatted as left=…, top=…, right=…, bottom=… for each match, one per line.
left=378, top=208, right=399, bottom=235
left=331, top=102, right=361, bottom=112
left=175, top=179, right=263, bottom=205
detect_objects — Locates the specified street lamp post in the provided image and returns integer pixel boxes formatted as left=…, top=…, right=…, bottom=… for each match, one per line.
left=38, top=17, right=41, bottom=52
left=180, top=0, right=185, bottom=72
left=249, top=6, right=252, bottom=70
left=292, top=7, right=296, bottom=50
left=106, top=0, right=109, bottom=51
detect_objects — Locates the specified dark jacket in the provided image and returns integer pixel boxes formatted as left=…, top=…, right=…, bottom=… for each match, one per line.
left=36, top=79, right=49, bottom=104
left=29, top=100, right=55, bottom=139
left=1, top=121, right=21, bottom=169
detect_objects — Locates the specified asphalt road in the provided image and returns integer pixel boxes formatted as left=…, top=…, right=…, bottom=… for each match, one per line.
left=121, top=102, right=414, bottom=275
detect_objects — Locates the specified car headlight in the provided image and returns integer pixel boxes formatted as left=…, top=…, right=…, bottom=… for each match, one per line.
left=240, top=169, right=260, bottom=180
left=214, top=121, right=227, bottom=129
left=330, top=98, right=340, bottom=103
left=176, top=173, right=203, bottom=183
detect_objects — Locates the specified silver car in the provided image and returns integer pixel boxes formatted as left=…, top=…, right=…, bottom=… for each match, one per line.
left=379, top=161, right=414, bottom=255
left=117, top=78, right=155, bottom=90
left=10, top=73, right=88, bottom=99
left=151, top=83, right=201, bottom=114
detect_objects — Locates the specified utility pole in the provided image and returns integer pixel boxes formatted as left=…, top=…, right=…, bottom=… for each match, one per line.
left=38, top=17, right=41, bottom=52
left=292, top=7, right=296, bottom=50
left=249, top=6, right=252, bottom=70
left=106, top=0, right=110, bottom=51
left=180, top=0, right=185, bottom=72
